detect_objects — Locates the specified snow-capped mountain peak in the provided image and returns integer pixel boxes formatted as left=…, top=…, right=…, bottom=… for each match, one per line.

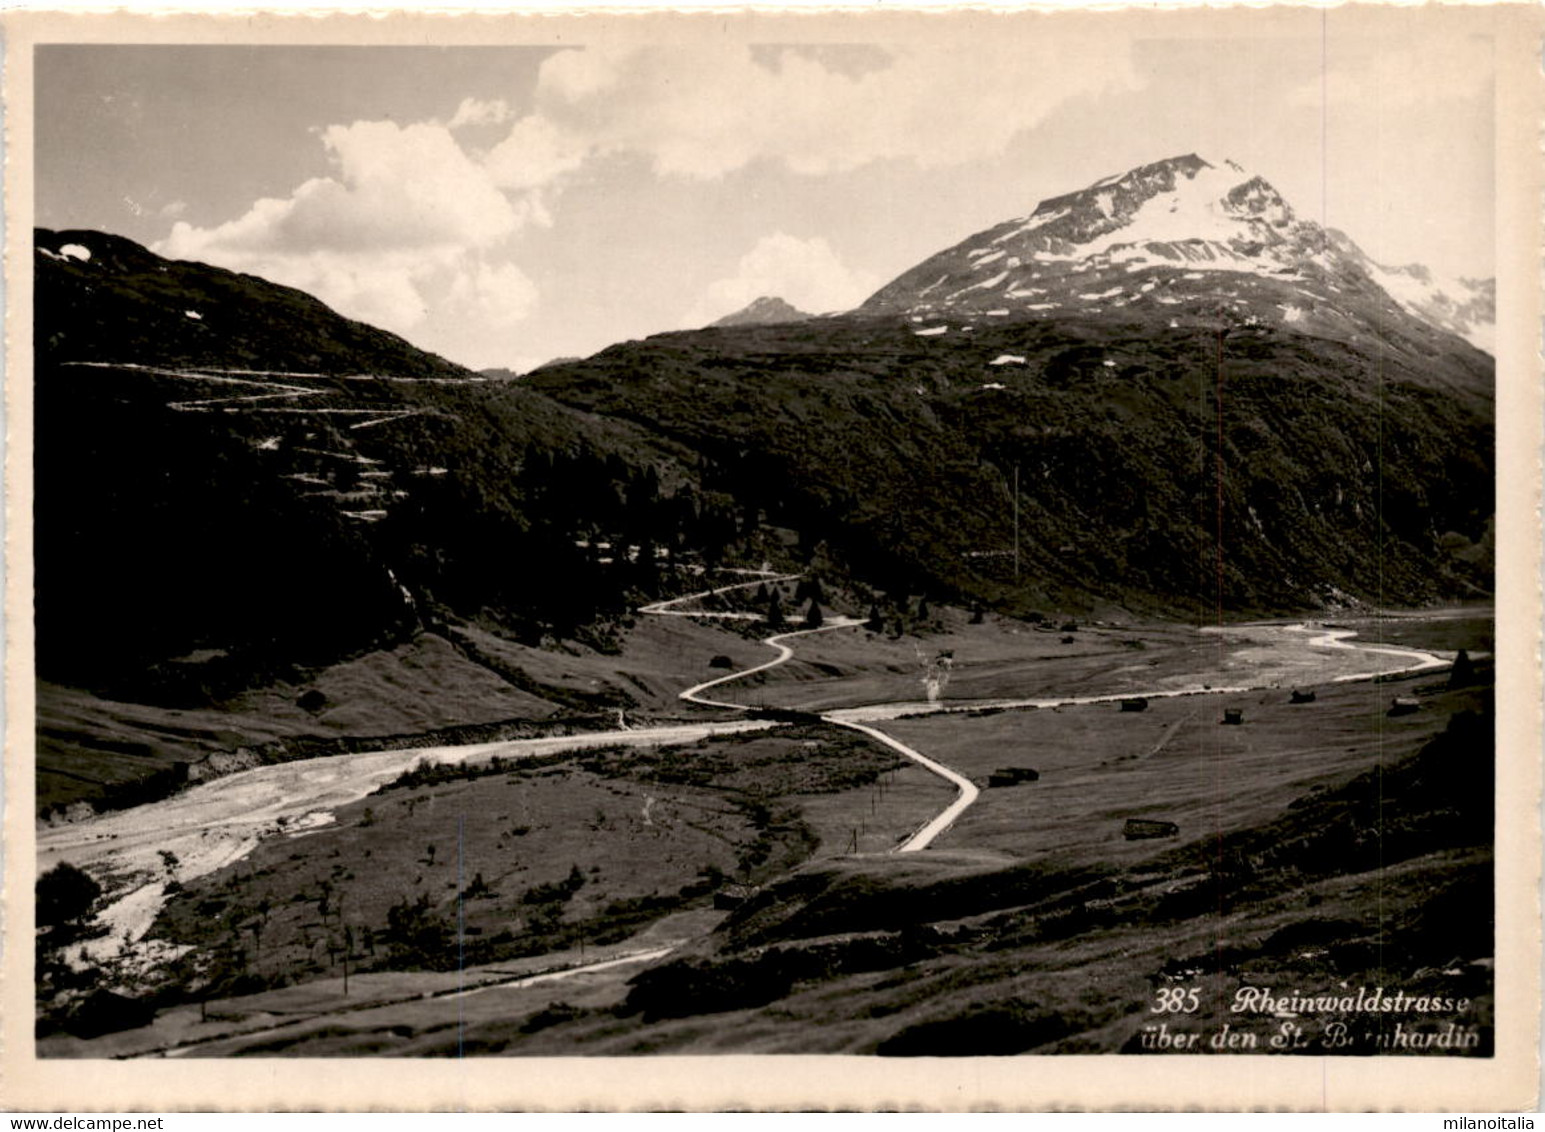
left=966, top=154, right=1317, bottom=280
left=860, top=153, right=1494, bottom=355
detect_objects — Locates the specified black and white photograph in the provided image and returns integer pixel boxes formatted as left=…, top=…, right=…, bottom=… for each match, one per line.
left=4, top=3, right=1540, bottom=1111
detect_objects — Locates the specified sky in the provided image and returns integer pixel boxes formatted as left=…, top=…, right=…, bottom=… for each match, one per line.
left=35, top=12, right=1496, bottom=372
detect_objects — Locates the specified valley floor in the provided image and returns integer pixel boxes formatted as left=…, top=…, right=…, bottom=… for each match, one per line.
left=34, top=596, right=1494, bottom=1058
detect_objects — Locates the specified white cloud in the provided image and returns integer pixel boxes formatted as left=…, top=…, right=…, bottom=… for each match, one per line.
left=689, top=233, right=878, bottom=325
left=484, top=113, right=591, bottom=193
left=162, top=120, right=519, bottom=259
left=494, top=41, right=1142, bottom=185
left=445, top=260, right=539, bottom=329
left=156, top=119, right=536, bottom=363
left=448, top=97, right=515, bottom=129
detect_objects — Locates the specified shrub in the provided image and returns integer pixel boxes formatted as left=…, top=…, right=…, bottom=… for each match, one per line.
left=36, top=862, right=101, bottom=933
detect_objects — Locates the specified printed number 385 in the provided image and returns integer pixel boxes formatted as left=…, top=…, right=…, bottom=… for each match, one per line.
left=1151, top=987, right=1200, bottom=1013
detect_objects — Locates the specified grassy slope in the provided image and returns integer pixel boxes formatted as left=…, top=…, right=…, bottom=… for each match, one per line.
left=498, top=680, right=1491, bottom=1056
left=74, top=727, right=906, bottom=1020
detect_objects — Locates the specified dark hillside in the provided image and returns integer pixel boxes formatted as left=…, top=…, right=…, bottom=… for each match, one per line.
left=523, top=311, right=1493, bottom=617
left=36, top=229, right=468, bottom=378
left=32, top=231, right=725, bottom=705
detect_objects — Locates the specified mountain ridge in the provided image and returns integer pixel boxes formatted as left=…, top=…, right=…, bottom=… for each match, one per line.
left=32, top=151, right=1495, bottom=710
left=35, top=227, right=472, bottom=378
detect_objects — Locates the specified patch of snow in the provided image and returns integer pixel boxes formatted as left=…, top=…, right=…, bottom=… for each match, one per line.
left=254, top=436, right=281, bottom=451
left=979, top=382, right=1008, bottom=391
left=184, top=310, right=203, bottom=320
left=1021, top=162, right=1311, bottom=285
left=1025, top=302, right=1058, bottom=311
left=989, top=355, right=1027, bottom=366
left=1102, top=359, right=1117, bottom=368
left=918, top=274, right=950, bottom=298
left=985, top=309, right=1010, bottom=317
left=914, top=325, right=949, bottom=337
left=996, top=207, right=1070, bottom=244
left=951, top=271, right=1009, bottom=298
left=1078, top=286, right=1125, bottom=300
left=1280, top=304, right=1306, bottom=323
left=972, top=250, right=1006, bottom=268
left=60, top=243, right=92, bottom=262
left=1168, top=319, right=1180, bottom=328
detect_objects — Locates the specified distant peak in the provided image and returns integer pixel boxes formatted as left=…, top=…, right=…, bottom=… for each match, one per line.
left=709, top=295, right=813, bottom=328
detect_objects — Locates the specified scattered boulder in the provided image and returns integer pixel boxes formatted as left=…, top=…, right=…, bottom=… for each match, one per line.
left=1059, top=621, right=1079, bottom=633
left=1387, top=697, right=1420, bottom=717
left=1060, top=635, right=1076, bottom=645
left=1222, top=708, right=1244, bottom=725
left=1289, top=689, right=1317, bottom=704
left=987, top=767, right=1041, bottom=788
left=708, top=655, right=734, bottom=670
left=296, top=688, right=327, bottom=713
left=1119, top=697, right=1148, bottom=713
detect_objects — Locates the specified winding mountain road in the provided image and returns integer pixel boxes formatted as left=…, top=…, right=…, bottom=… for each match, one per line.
left=640, top=577, right=971, bottom=850
left=637, top=583, right=1451, bottom=853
